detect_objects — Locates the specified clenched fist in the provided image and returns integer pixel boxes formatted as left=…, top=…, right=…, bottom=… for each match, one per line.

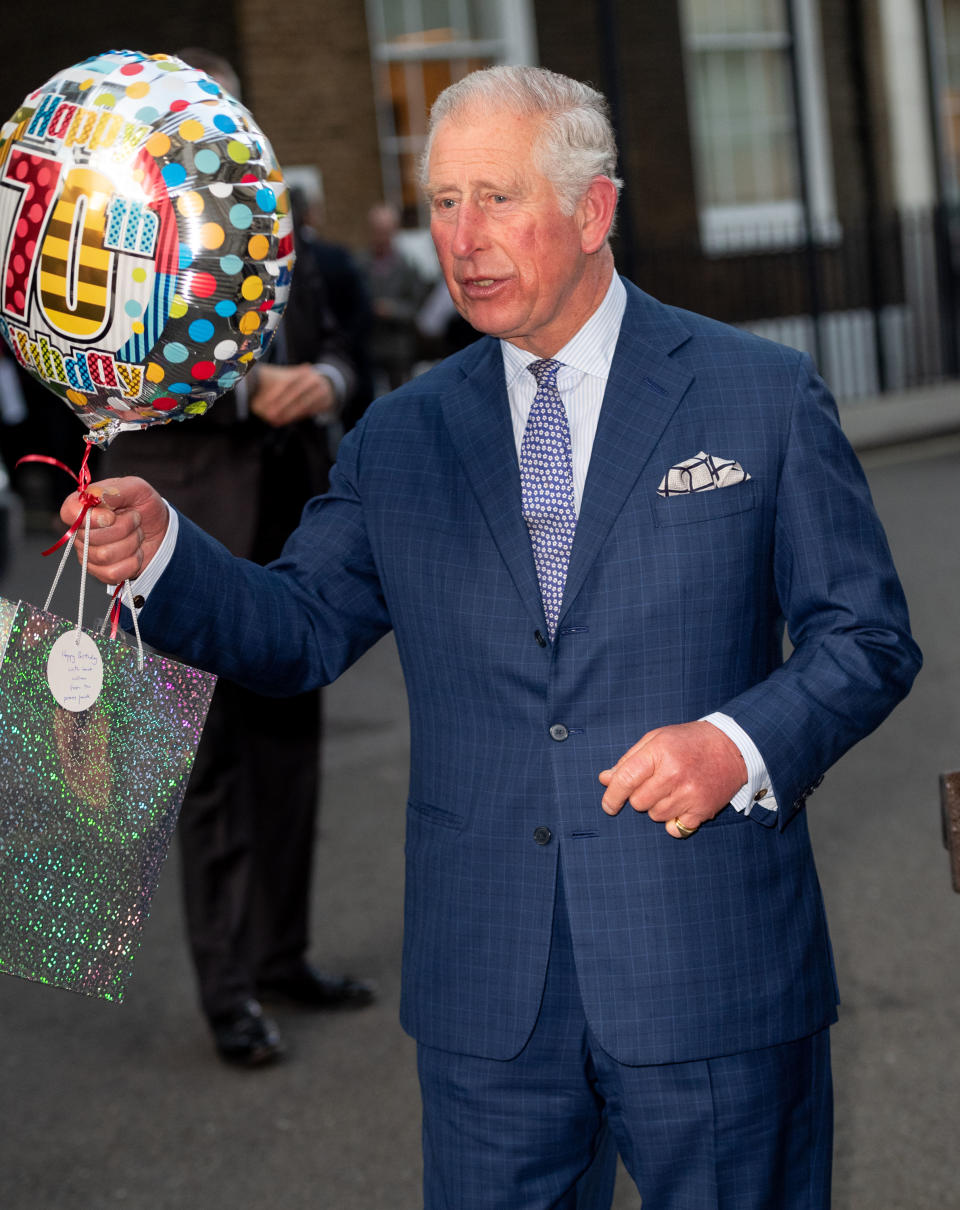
left=60, top=477, right=169, bottom=586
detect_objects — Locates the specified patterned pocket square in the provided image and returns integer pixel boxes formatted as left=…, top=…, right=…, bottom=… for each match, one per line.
left=657, top=451, right=751, bottom=497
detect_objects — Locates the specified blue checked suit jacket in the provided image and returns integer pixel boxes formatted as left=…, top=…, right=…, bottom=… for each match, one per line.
left=138, top=278, right=921, bottom=1065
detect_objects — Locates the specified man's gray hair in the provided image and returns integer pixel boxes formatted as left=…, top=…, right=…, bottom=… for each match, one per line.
left=420, top=65, right=623, bottom=218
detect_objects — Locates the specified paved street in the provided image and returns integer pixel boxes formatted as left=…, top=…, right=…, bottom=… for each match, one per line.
left=1, top=424, right=959, bottom=1209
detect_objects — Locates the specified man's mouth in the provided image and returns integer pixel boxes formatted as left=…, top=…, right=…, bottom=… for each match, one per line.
left=460, top=277, right=506, bottom=297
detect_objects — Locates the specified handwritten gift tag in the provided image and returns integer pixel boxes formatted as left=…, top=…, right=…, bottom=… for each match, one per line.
left=46, top=629, right=104, bottom=712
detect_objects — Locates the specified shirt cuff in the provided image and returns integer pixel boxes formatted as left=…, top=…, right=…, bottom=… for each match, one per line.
left=107, top=501, right=178, bottom=613
left=701, top=711, right=778, bottom=815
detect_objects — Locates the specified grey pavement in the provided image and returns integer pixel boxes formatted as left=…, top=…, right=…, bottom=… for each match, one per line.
left=1, top=384, right=959, bottom=1208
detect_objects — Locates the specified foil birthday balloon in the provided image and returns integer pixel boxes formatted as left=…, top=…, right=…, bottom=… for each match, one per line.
left=0, top=49, right=295, bottom=445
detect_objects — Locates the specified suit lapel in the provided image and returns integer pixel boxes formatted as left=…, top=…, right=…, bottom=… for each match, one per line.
left=439, top=285, right=695, bottom=636
left=559, top=283, right=694, bottom=629
left=440, top=339, right=547, bottom=630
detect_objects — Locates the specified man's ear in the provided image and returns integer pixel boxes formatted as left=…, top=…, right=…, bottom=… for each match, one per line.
left=578, top=176, right=619, bottom=254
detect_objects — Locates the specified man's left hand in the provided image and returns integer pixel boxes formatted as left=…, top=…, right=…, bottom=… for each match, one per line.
left=599, top=721, right=748, bottom=838
left=249, top=363, right=337, bottom=426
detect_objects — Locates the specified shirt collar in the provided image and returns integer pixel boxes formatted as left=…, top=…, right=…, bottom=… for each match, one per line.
left=500, top=272, right=627, bottom=389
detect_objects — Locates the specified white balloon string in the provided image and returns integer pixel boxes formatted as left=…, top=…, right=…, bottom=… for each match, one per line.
left=43, top=516, right=82, bottom=616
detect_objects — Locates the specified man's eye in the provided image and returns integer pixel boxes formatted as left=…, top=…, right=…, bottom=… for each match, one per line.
left=436, top=198, right=457, bottom=209
left=492, top=195, right=508, bottom=203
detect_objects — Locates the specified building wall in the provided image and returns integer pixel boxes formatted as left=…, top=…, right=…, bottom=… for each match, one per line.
left=0, top=0, right=383, bottom=252
left=819, top=0, right=896, bottom=220
left=0, top=2, right=241, bottom=128
left=530, top=0, right=918, bottom=335
left=609, top=1, right=700, bottom=246
left=0, top=0, right=941, bottom=333
left=235, top=0, right=382, bottom=249
left=533, top=0, right=699, bottom=268
left=0, top=1, right=909, bottom=254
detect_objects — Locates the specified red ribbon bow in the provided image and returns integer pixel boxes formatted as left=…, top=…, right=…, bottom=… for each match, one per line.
left=16, top=441, right=98, bottom=558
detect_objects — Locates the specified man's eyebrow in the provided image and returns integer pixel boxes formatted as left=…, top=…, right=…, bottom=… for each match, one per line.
left=477, top=176, right=524, bottom=193
left=427, top=176, right=525, bottom=198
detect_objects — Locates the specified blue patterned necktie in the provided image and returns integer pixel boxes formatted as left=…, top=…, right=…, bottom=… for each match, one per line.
left=519, top=358, right=577, bottom=639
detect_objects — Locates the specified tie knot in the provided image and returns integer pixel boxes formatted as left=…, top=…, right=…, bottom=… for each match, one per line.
left=527, top=358, right=563, bottom=389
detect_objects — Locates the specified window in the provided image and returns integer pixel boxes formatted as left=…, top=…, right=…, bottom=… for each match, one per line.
left=679, top=0, right=837, bottom=251
left=365, top=0, right=536, bottom=224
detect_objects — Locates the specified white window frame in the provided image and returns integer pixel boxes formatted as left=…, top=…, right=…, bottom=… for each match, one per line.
left=680, top=0, right=839, bottom=254
left=365, top=0, right=537, bottom=224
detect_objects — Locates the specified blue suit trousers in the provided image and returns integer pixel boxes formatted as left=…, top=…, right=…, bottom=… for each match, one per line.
left=417, top=868, right=832, bottom=1210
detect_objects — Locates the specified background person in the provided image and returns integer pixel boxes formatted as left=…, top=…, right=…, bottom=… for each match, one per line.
left=357, top=201, right=430, bottom=394
left=99, top=47, right=375, bottom=1067
left=288, top=183, right=375, bottom=434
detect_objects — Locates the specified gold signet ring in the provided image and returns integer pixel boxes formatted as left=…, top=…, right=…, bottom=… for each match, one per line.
left=673, top=818, right=698, bottom=838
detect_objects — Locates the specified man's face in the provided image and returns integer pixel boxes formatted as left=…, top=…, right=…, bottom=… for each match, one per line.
left=426, top=107, right=604, bottom=357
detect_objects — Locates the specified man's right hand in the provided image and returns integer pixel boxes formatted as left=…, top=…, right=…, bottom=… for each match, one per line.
left=59, top=477, right=169, bottom=585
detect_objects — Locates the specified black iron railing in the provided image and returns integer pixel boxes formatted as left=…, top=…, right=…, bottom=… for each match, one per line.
left=628, top=205, right=960, bottom=399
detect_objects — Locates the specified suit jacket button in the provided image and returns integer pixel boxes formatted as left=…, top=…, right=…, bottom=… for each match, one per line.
left=533, top=826, right=552, bottom=846
left=549, top=723, right=569, bottom=742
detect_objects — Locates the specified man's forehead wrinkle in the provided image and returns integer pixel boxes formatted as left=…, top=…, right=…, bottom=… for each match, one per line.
left=429, top=130, right=531, bottom=179
left=429, top=113, right=537, bottom=171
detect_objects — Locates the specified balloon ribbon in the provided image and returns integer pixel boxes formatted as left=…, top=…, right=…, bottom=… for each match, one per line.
left=16, top=441, right=99, bottom=557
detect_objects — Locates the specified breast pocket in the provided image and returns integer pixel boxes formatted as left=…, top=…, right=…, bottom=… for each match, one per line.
left=652, top=479, right=757, bottom=527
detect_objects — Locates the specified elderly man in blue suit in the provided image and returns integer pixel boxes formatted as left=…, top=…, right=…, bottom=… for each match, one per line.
left=67, top=65, right=920, bottom=1210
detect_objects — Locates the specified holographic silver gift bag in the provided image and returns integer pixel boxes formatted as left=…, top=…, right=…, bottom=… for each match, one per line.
left=0, top=591, right=216, bottom=1001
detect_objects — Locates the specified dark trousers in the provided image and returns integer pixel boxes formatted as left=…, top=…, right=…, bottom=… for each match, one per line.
left=177, top=677, right=321, bottom=1020
left=417, top=868, right=832, bottom=1210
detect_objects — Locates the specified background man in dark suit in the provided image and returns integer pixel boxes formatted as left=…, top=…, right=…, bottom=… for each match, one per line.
left=100, top=48, right=375, bottom=1067
left=67, top=65, right=920, bottom=1208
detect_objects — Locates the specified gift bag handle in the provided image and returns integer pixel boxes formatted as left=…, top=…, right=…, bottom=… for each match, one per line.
left=44, top=509, right=145, bottom=672
left=18, top=444, right=145, bottom=672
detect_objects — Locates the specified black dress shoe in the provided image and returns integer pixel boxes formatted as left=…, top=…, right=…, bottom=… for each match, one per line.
left=257, top=962, right=376, bottom=1009
left=210, top=999, right=285, bottom=1067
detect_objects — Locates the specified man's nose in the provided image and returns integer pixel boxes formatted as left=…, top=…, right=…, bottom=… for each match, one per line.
left=450, top=202, right=485, bottom=259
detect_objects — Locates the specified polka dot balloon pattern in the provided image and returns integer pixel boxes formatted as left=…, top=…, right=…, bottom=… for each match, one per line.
left=0, top=49, right=295, bottom=445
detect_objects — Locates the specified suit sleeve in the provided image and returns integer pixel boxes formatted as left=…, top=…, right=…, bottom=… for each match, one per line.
left=719, top=353, right=921, bottom=828
left=133, top=418, right=392, bottom=694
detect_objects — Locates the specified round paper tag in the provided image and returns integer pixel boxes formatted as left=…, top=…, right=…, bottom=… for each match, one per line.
left=46, top=629, right=104, bottom=712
